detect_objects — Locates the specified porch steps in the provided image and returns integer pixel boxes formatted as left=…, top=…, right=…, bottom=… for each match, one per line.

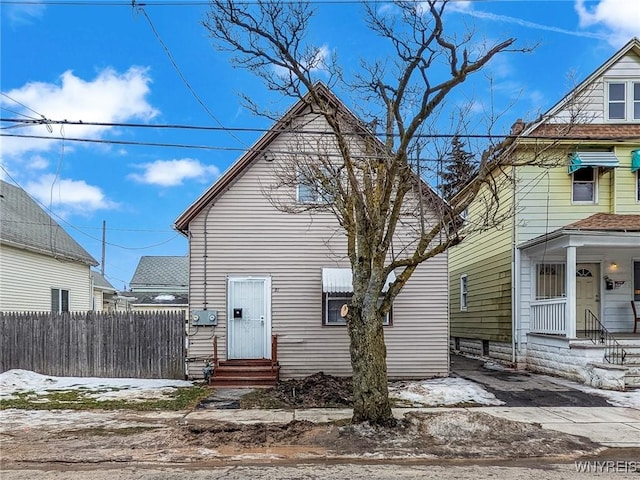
left=609, top=338, right=640, bottom=388
left=210, top=359, right=279, bottom=388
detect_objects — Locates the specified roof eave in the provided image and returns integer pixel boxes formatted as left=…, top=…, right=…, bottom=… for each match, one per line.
left=0, top=239, right=99, bottom=266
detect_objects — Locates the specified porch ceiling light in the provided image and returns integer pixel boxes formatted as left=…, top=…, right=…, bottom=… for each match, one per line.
left=567, top=151, right=620, bottom=174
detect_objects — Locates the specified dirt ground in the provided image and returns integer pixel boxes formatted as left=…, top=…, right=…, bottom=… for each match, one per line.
left=240, top=372, right=353, bottom=408
left=1, top=409, right=602, bottom=466
left=0, top=373, right=609, bottom=466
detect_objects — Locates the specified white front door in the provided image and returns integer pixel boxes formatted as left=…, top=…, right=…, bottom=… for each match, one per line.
left=227, top=277, right=271, bottom=359
left=576, top=263, right=600, bottom=331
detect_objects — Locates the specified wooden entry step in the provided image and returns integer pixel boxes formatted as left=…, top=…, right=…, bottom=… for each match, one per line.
left=210, top=359, right=279, bottom=388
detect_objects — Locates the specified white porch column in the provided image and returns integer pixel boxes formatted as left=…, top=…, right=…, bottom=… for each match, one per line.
left=565, top=246, right=577, bottom=338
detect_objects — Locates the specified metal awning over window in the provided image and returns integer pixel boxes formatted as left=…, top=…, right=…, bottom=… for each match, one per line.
left=567, top=151, right=619, bottom=174
left=322, top=268, right=396, bottom=293
left=632, top=150, right=640, bottom=173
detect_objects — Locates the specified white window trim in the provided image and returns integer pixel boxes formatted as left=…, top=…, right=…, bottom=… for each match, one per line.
left=323, top=293, right=391, bottom=326
left=51, top=288, right=69, bottom=312
left=571, top=167, right=598, bottom=204
left=535, top=262, right=567, bottom=301
left=460, top=274, right=468, bottom=312
left=296, top=166, right=332, bottom=204
left=605, top=79, right=640, bottom=122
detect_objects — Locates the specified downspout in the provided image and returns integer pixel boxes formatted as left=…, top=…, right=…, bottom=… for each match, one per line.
left=511, top=166, right=518, bottom=365
left=202, top=203, right=215, bottom=310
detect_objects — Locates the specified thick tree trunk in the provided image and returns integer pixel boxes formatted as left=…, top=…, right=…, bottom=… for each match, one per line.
left=346, top=304, right=395, bottom=426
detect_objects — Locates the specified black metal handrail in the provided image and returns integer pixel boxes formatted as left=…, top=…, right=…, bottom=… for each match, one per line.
left=584, top=309, right=626, bottom=364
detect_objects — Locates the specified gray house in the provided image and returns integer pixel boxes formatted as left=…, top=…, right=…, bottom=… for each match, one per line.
left=174, top=85, right=449, bottom=383
left=123, top=256, right=189, bottom=314
left=0, top=180, right=98, bottom=312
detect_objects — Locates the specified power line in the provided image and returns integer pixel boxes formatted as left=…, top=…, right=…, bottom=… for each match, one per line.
left=0, top=165, right=185, bottom=251
left=134, top=3, right=248, bottom=148
left=0, top=0, right=590, bottom=5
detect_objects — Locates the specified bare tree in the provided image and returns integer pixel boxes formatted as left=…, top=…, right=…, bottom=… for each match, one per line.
left=203, top=0, right=537, bottom=425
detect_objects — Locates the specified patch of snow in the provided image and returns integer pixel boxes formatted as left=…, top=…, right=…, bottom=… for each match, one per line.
left=389, top=377, right=505, bottom=406
left=482, top=360, right=511, bottom=372
left=539, top=374, right=640, bottom=408
left=0, top=369, right=193, bottom=400
left=155, top=294, right=176, bottom=301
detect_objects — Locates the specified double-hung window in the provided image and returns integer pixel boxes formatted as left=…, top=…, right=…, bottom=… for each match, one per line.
left=606, top=80, right=640, bottom=122
left=460, top=274, right=468, bottom=311
left=536, top=264, right=566, bottom=300
left=51, top=288, right=69, bottom=312
left=572, top=167, right=597, bottom=203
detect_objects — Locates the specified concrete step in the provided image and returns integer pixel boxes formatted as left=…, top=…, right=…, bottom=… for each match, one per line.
left=622, top=353, right=640, bottom=365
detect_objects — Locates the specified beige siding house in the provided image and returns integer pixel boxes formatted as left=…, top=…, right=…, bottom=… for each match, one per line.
left=0, top=180, right=98, bottom=312
left=175, top=86, right=449, bottom=381
left=450, top=38, right=640, bottom=389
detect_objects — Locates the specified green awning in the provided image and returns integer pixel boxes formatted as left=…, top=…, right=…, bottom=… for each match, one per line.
left=568, top=151, right=620, bottom=174
left=632, top=150, right=640, bottom=173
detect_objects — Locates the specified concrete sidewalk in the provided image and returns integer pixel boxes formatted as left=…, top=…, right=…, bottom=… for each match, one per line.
left=182, top=406, right=640, bottom=448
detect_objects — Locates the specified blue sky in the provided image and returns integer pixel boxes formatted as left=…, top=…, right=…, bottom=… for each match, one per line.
left=1, top=0, right=639, bottom=290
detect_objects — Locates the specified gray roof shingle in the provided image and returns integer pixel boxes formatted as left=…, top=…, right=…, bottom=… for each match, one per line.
left=0, top=180, right=98, bottom=266
left=129, top=256, right=188, bottom=290
left=91, top=271, right=116, bottom=292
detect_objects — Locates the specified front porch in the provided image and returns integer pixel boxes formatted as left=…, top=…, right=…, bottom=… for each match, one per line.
left=518, top=214, right=640, bottom=390
left=526, top=332, right=640, bottom=390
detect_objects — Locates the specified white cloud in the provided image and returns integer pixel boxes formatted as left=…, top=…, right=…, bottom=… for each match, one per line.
left=26, top=155, right=49, bottom=170
left=0, top=67, right=158, bottom=159
left=4, top=1, right=45, bottom=26
left=273, top=45, right=331, bottom=78
left=128, top=159, right=220, bottom=187
left=450, top=2, right=608, bottom=41
left=25, top=174, right=117, bottom=216
left=575, top=0, right=640, bottom=47
left=446, top=1, right=473, bottom=13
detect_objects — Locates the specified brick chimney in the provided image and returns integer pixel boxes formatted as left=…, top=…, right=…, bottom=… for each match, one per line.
left=510, top=118, right=525, bottom=135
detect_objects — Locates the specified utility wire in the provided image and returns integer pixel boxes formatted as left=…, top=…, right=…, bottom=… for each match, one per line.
left=4, top=117, right=640, bottom=142
left=0, top=164, right=184, bottom=251
left=0, top=0, right=590, bottom=5
left=134, top=2, right=248, bottom=147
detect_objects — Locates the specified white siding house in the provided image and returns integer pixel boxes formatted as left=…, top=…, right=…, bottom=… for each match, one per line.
left=0, top=180, right=98, bottom=312
left=175, top=85, right=449, bottom=381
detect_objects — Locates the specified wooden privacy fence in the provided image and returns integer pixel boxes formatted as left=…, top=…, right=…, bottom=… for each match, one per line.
left=0, top=311, right=186, bottom=379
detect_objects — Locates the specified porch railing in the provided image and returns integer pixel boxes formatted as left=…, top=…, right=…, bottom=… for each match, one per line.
left=530, top=298, right=566, bottom=335
left=584, top=309, right=627, bottom=365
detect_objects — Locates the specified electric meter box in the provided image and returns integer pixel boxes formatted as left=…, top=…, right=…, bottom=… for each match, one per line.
left=191, top=310, right=218, bottom=326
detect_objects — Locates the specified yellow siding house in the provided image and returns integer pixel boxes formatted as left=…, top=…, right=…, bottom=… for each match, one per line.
left=450, top=38, right=640, bottom=390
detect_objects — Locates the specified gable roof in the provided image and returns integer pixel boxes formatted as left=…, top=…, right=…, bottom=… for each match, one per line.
left=174, top=83, right=447, bottom=233
left=91, top=271, right=116, bottom=292
left=0, top=180, right=98, bottom=266
left=523, top=37, right=640, bottom=137
left=129, top=255, right=188, bottom=290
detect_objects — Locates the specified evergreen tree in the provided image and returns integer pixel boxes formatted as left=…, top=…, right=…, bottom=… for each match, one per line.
left=439, top=136, right=476, bottom=200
